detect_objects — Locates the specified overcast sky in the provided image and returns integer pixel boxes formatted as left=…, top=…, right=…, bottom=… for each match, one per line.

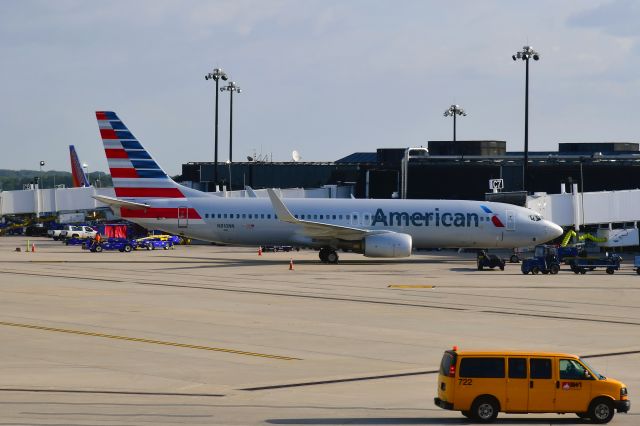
left=1, top=0, right=639, bottom=175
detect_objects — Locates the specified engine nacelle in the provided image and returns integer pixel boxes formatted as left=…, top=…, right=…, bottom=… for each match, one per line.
left=363, top=232, right=412, bottom=258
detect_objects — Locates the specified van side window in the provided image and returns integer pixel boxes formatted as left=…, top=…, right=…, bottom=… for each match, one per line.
left=530, top=358, right=552, bottom=379
left=560, top=359, right=589, bottom=380
left=459, top=357, right=505, bottom=378
left=508, top=358, right=527, bottom=379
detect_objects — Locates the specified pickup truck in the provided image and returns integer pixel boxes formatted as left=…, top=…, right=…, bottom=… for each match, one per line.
left=52, top=225, right=97, bottom=240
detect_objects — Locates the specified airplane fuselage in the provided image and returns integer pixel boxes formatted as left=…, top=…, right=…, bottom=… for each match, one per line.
left=121, top=195, right=560, bottom=250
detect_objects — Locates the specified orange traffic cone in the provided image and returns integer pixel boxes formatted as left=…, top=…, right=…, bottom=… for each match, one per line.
left=289, top=258, right=294, bottom=271
left=258, top=246, right=262, bottom=256
left=31, top=243, right=36, bottom=253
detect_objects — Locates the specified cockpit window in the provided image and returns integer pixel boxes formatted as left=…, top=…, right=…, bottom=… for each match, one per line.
left=529, top=214, right=542, bottom=222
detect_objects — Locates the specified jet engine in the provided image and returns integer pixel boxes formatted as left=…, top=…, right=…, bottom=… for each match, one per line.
left=363, top=232, right=412, bottom=258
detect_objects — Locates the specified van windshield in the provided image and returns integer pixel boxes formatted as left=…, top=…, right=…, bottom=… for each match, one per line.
left=580, top=358, right=605, bottom=380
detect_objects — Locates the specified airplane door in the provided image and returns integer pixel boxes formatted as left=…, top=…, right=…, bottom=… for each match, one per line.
left=506, top=210, right=516, bottom=231
left=178, top=206, right=189, bottom=228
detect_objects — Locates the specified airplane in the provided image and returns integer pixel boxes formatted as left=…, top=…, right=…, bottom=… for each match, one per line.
left=93, top=111, right=563, bottom=263
left=69, top=145, right=91, bottom=187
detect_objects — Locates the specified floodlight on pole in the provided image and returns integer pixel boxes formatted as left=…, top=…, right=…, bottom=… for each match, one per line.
left=443, top=104, right=467, bottom=158
left=205, top=67, right=228, bottom=191
left=220, top=81, right=241, bottom=164
left=512, top=45, right=540, bottom=192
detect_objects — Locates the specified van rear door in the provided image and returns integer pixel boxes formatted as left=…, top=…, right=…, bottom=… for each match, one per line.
left=437, top=351, right=456, bottom=406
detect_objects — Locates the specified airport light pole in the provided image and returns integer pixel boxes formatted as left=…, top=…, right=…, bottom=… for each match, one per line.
left=82, top=163, right=89, bottom=186
left=512, top=46, right=540, bottom=192
left=443, top=104, right=466, bottom=158
left=39, top=160, right=45, bottom=188
left=205, top=68, right=228, bottom=191
left=220, top=81, right=241, bottom=190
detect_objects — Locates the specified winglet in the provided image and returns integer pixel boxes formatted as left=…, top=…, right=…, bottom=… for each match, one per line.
left=266, top=188, right=298, bottom=224
left=245, top=185, right=257, bottom=198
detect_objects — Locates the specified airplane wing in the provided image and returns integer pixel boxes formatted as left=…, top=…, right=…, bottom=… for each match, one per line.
left=266, top=188, right=384, bottom=241
left=92, top=195, right=150, bottom=210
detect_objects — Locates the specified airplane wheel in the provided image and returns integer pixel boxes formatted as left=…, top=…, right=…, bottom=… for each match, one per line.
left=318, top=248, right=329, bottom=263
left=510, top=254, right=520, bottom=263
left=326, top=250, right=339, bottom=264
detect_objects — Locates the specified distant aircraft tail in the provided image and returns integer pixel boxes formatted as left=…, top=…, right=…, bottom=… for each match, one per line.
left=95, top=111, right=201, bottom=200
left=69, top=145, right=90, bottom=187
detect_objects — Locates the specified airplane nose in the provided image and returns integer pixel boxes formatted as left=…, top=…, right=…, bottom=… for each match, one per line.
left=546, top=221, right=564, bottom=240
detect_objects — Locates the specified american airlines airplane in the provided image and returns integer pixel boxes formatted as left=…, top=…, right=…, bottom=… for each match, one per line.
left=93, top=111, right=563, bottom=263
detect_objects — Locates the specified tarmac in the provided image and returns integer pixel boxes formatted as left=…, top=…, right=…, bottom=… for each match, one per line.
left=0, top=236, right=638, bottom=425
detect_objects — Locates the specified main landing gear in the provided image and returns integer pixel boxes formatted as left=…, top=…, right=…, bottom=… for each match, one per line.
left=319, top=247, right=339, bottom=264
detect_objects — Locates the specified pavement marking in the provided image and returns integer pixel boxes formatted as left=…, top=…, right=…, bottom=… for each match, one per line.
left=0, top=321, right=300, bottom=361
left=0, top=388, right=224, bottom=397
left=388, top=285, right=434, bottom=289
left=240, top=370, right=439, bottom=391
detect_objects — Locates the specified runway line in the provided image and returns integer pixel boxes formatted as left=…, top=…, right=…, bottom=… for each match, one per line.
left=0, top=321, right=300, bottom=361
left=388, top=285, right=434, bottom=289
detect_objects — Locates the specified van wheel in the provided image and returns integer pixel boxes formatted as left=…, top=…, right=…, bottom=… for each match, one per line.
left=471, top=396, right=499, bottom=423
left=589, top=398, right=615, bottom=424
left=461, top=410, right=473, bottom=419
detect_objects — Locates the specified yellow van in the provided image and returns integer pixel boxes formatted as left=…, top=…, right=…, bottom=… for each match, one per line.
left=434, top=348, right=630, bottom=423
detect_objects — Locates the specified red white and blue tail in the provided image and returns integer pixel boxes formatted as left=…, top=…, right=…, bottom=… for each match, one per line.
left=69, top=145, right=90, bottom=187
left=96, top=111, right=199, bottom=200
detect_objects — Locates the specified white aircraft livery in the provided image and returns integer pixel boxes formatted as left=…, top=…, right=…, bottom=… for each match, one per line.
left=94, top=111, right=563, bottom=263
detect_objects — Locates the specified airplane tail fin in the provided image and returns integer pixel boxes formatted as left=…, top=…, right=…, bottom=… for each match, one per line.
left=95, top=111, right=200, bottom=200
left=69, top=145, right=90, bottom=187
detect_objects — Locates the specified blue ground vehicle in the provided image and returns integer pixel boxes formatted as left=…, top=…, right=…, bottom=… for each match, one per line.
left=65, top=237, right=92, bottom=247
left=521, top=245, right=561, bottom=275
left=89, top=238, right=136, bottom=253
left=137, top=238, right=172, bottom=250
left=569, top=252, right=622, bottom=274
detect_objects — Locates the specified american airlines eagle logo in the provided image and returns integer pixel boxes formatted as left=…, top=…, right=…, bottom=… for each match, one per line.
left=480, top=205, right=505, bottom=228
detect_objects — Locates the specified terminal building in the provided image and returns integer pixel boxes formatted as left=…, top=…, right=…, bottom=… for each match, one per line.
left=181, top=141, right=640, bottom=201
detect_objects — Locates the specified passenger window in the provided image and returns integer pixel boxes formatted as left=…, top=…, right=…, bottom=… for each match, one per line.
left=205, top=214, right=209, bottom=218
left=223, top=214, right=227, bottom=218
left=508, top=358, right=527, bottom=379
left=313, top=215, right=318, bottom=219
left=261, top=214, right=264, bottom=219
left=267, top=214, right=271, bottom=219
left=319, top=215, right=323, bottom=219
left=218, top=214, right=221, bottom=218
left=248, top=214, right=252, bottom=219
left=339, top=215, right=343, bottom=220
left=459, top=357, right=505, bottom=378
left=242, top=214, right=246, bottom=219
left=332, top=215, right=336, bottom=220
left=560, top=359, right=589, bottom=380
left=530, top=358, right=552, bottom=379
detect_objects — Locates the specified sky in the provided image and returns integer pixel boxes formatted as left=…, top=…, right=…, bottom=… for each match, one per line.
left=1, top=0, right=639, bottom=176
